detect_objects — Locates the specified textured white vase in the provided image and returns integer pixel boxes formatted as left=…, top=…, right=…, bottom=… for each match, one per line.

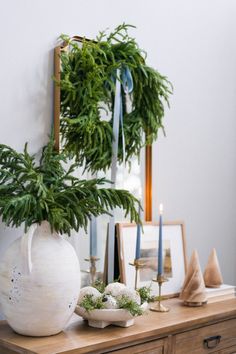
left=0, top=221, right=81, bottom=336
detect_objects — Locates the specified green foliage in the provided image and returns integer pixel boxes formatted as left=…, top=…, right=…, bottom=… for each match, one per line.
left=79, top=293, right=143, bottom=317
left=117, top=295, right=143, bottom=316
left=57, top=24, right=172, bottom=173
left=79, top=294, right=105, bottom=312
left=92, top=279, right=106, bottom=293
left=0, top=138, right=140, bottom=234
left=137, top=286, right=155, bottom=304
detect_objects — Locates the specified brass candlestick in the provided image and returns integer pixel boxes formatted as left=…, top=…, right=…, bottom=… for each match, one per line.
left=150, top=274, right=170, bottom=312
left=84, top=256, right=100, bottom=284
left=129, top=259, right=145, bottom=289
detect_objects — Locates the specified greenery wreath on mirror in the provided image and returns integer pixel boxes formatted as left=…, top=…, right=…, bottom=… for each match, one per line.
left=57, top=24, right=172, bottom=173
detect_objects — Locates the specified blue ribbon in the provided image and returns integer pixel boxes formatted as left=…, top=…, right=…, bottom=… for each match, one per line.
left=121, top=66, right=133, bottom=94
left=107, top=66, right=133, bottom=283
left=120, top=66, right=133, bottom=165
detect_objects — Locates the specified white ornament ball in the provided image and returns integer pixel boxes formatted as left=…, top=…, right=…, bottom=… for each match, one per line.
left=117, top=287, right=141, bottom=305
left=104, top=282, right=126, bottom=297
left=102, top=295, right=118, bottom=309
left=78, top=286, right=101, bottom=304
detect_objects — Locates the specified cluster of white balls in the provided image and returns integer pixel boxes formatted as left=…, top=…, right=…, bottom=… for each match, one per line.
left=78, top=282, right=141, bottom=310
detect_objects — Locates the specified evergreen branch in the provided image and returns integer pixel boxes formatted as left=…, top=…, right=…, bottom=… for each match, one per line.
left=117, top=295, right=143, bottom=316
left=0, top=139, right=140, bottom=234
left=79, top=294, right=105, bottom=312
left=137, top=286, right=155, bottom=304
left=56, top=24, right=172, bottom=172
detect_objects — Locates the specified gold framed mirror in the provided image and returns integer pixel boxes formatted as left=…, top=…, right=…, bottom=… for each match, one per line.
left=53, top=36, right=152, bottom=222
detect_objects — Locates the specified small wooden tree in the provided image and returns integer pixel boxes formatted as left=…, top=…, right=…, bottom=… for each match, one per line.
left=204, top=248, right=223, bottom=288
left=180, top=250, right=207, bottom=306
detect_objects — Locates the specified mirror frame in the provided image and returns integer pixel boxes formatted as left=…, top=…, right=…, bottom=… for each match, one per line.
left=53, top=36, right=152, bottom=221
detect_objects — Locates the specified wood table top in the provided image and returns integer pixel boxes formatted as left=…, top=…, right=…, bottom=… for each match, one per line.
left=0, top=298, right=236, bottom=354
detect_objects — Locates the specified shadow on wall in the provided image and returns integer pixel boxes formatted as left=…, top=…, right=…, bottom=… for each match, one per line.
left=1, top=47, right=54, bottom=155
left=23, top=48, right=54, bottom=154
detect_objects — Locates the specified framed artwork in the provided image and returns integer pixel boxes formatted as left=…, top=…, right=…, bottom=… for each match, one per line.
left=116, top=221, right=187, bottom=297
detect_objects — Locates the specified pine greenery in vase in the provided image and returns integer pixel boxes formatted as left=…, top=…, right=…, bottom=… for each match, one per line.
left=0, top=138, right=141, bottom=336
left=0, top=138, right=140, bottom=234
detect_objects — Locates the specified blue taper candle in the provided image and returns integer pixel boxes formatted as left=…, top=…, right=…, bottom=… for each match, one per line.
left=157, top=204, right=163, bottom=276
left=135, top=203, right=141, bottom=259
left=90, top=216, right=97, bottom=257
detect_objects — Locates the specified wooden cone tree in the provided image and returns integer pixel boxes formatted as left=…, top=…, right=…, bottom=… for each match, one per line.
left=204, top=248, right=223, bottom=288
left=180, top=250, right=207, bottom=306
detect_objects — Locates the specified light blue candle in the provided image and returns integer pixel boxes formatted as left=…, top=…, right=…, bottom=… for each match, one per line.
left=157, top=204, right=163, bottom=276
left=135, top=204, right=141, bottom=259
left=89, top=216, right=97, bottom=257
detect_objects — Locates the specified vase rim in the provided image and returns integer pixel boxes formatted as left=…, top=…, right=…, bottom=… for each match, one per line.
left=36, top=220, right=55, bottom=235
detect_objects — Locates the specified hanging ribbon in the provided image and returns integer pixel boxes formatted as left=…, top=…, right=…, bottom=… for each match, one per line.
left=120, top=66, right=133, bottom=167
left=89, top=172, right=98, bottom=258
left=107, top=67, right=133, bottom=283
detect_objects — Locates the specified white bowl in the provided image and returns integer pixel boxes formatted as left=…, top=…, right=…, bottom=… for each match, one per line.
left=75, top=302, right=148, bottom=328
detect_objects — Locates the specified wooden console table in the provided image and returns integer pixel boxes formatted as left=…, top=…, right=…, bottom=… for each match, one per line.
left=0, top=298, right=236, bottom=354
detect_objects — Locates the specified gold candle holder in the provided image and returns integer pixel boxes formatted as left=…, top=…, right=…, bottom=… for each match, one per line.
left=129, top=259, right=145, bottom=289
left=84, top=256, right=100, bottom=284
left=150, top=274, right=170, bottom=312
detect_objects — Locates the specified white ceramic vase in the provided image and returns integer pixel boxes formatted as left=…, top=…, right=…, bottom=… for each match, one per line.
left=0, top=221, right=81, bottom=336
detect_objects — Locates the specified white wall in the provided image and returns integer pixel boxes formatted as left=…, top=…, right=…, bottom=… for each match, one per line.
left=152, top=1, right=236, bottom=284
left=0, top=0, right=235, bottom=292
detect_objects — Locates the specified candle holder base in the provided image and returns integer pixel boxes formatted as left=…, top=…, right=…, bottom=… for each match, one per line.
left=150, top=274, right=170, bottom=313
left=84, top=256, right=100, bottom=285
left=129, top=259, right=145, bottom=290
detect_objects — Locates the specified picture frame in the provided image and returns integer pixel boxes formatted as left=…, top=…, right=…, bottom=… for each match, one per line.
left=116, top=221, right=187, bottom=297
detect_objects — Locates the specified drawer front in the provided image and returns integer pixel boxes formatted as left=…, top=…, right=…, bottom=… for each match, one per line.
left=111, top=338, right=165, bottom=354
left=175, top=318, right=236, bottom=354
